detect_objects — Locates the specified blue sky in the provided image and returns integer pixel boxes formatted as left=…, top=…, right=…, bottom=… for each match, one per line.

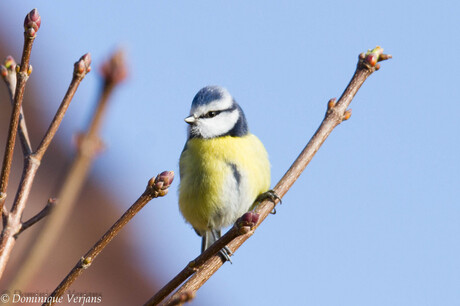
left=1, top=1, right=459, bottom=305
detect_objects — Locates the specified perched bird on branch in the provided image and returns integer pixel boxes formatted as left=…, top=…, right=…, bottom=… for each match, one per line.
left=179, top=86, right=271, bottom=261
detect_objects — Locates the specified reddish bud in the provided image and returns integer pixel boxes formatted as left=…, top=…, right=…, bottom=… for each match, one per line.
left=28, top=9, right=41, bottom=24
left=251, top=213, right=260, bottom=224
left=148, top=171, right=175, bottom=197
left=343, top=109, right=352, bottom=121
left=156, top=171, right=175, bottom=189
left=239, top=211, right=260, bottom=228
left=361, top=46, right=392, bottom=69
left=81, top=53, right=92, bottom=72
left=81, top=53, right=91, bottom=66
left=365, top=54, right=377, bottom=67
left=74, top=53, right=92, bottom=76
left=24, top=9, right=41, bottom=36
left=241, top=212, right=253, bottom=223
left=0, top=66, right=7, bottom=78
left=100, top=49, right=128, bottom=85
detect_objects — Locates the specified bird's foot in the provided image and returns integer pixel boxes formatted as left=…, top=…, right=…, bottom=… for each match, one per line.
left=219, top=246, right=233, bottom=263
left=255, top=189, right=282, bottom=214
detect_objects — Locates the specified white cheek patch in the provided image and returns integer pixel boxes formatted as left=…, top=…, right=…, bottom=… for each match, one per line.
left=197, top=109, right=239, bottom=138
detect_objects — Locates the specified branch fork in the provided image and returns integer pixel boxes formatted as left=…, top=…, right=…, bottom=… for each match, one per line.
left=0, top=8, right=92, bottom=280
left=15, top=198, right=56, bottom=238
left=7, top=49, right=128, bottom=292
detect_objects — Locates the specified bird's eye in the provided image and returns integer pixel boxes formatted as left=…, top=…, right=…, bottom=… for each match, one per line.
left=204, top=111, right=220, bottom=118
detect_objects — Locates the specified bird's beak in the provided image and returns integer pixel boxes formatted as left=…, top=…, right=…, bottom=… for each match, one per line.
left=184, top=115, right=196, bottom=124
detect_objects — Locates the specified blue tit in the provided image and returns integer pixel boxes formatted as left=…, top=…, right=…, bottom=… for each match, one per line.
left=179, top=86, right=270, bottom=260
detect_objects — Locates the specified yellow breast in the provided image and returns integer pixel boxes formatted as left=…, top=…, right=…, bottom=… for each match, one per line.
left=179, top=133, right=270, bottom=232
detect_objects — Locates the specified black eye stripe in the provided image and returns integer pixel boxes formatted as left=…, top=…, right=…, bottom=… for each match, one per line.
left=200, top=110, right=222, bottom=119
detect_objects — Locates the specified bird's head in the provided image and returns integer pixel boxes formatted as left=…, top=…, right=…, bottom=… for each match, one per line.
left=185, top=86, right=248, bottom=139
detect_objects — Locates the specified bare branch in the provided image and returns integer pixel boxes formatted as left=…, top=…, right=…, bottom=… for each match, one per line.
left=0, top=8, right=41, bottom=213
left=14, top=198, right=56, bottom=237
left=0, top=52, right=91, bottom=280
left=1, top=56, right=32, bottom=155
left=148, top=46, right=392, bottom=305
left=34, top=53, right=91, bottom=160
left=0, top=157, right=40, bottom=278
left=8, top=49, right=127, bottom=292
left=44, top=171, right=175, bottom=306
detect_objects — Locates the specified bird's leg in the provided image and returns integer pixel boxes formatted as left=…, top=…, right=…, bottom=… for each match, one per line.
left=211, top=229, right=233, bottom=263
left=212, top=231, right=232, bottom=263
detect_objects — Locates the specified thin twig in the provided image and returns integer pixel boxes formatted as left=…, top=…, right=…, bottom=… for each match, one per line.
left=0, top=9, right=40, bottom=213
left=147, top=46, right=392, bottom=306
left=14, top=198, right=56, bottom=238
left=44, top=171, right=175, bottom=306
left=0, top=56, right=32, bottom=155
left=34, top=54, right=92, bottom=160
left=8, top=50, right=127, bottom=292
left=0, top=53, right=91, bottom=280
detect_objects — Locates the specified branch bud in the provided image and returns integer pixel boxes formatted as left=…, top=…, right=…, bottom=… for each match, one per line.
left=100, top=49, right=128, bottom=86
left=1, top=56, right=18, bottom=91
left=24, top=9, right=41, bottom=38
left=147, top=171, right=175, bottom=197
left=237, top=211, right=260, bottom=234
left=74, top=53, right=92, bottom=77
left=169, top=291, right=195, bottom=306
left=327, top=98, right=337, bottom=110
left=4, top=56, right=16, bottom=71
left=1, top=56, right=17, bottom=79
left=0, top=66, right=7, bottom=78
left=48, top=197, right=58, bottom=207
left=365, top=54, right=377, bottom=67
left=359, top=46, right=392, bottom=70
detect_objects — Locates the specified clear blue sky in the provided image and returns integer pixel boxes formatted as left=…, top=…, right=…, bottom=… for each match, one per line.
left=1, top=1, right=459, bottom=305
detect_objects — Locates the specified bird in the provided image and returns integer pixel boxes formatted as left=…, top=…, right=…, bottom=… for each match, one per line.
left=179, top=86, right=271, bottom=261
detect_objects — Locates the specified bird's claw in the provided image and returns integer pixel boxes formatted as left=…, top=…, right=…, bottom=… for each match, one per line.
left=256, top=189, right=282, bottom=205
left=219, top=246, right=232, bottom=263
left=255, top=190, right=282, bottom=214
